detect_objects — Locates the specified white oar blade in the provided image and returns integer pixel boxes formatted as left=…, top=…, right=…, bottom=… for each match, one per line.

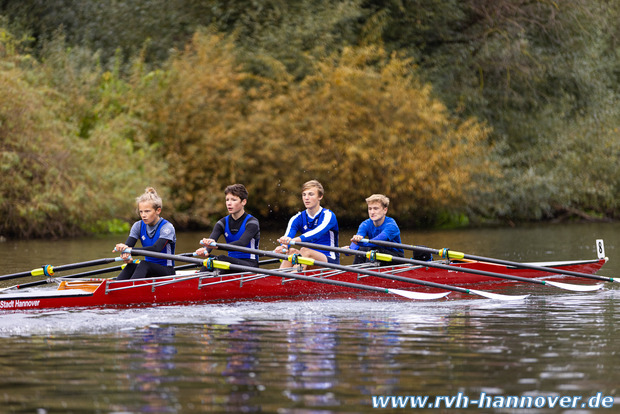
left=388, top=288, right=450, bottom=300
left=469, top=289, right=529, bottom=301
left=545, top=280, right=604, bottom=292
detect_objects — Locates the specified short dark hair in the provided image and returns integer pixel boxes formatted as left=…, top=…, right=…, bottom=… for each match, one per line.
left=224, top=184, right=249, bottom=200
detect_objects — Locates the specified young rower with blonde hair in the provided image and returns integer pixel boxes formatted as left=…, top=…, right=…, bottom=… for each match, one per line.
left=114, top=187, right=176, bottom=280
left=347, top=193, right=404, bottom=264
left=275, top=180, right=339, bottom=268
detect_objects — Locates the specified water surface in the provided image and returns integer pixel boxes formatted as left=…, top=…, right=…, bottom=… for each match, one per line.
left=0, top=223, right=618, bottom=413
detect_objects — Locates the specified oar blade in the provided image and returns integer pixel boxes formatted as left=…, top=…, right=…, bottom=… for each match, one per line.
left=544, top=280, right=604, bottom=292
left=388, top=289, right=450, bottom=300
left=469, top=289, right=529, bottom=301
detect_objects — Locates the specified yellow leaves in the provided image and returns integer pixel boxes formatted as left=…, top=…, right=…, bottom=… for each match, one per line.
left=286, top=47, right=496, bottom=222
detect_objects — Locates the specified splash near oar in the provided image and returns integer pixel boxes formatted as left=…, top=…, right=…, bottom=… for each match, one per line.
left=203, top=243, right=529, bottom=301
left=358, top=238, right=614, bottom=283
left=287, top=241, right=603, bottom=293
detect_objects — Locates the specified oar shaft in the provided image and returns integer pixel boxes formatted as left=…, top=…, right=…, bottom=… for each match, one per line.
left=10, top=261, right=204, bottom=291
left=13, top=280, right=50, bottom=289
left=360, top=239, right=613, bottom=282
left=128, top=249, right=423, bottom=297
left=0, top=258, right=120, bottom=282
left=64, top=265, right=125, bottom=279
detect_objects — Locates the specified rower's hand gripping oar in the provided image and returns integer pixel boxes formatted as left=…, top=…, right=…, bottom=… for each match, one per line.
left=205, top=243, right=528, bottom=301
left=124, top=248, right=449, bottom=301
left=359, top=238, right=614, bottom=284
left=291, top=241, right=602, bottom=293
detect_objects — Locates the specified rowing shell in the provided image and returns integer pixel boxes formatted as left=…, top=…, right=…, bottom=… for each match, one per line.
left=0, top=256, right=607, bottom=312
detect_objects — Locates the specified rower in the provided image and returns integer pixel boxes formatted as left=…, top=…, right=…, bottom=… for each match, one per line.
left=344, top=194, right=405, bottom=265
left=275, top=180, right=340, bottom=269
left=195, top=184, right=260, bottom=274
left=113, top=187, right=176, bottom=280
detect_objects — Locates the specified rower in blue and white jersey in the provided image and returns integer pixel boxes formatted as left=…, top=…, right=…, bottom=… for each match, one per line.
left=275, top=180, right=339, bottom=268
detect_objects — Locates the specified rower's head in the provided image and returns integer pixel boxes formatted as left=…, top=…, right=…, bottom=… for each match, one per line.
left=224, top=184, right=249, bottom=201
left=301, top=180, right=324, bottom=211
left=365, top=194, right=389, bottom=224
left=224, top=184, right=248, bottom=218
left=136, top=187, right=162, bottom=225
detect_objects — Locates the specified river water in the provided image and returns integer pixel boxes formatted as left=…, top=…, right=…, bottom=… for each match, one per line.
left=0, top=222, right=618, bottom=413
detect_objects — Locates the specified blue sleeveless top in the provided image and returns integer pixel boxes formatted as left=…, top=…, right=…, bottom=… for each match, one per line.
left=225, top=214, right=260, bottom=260
left=140, top=219, right=175, bottom=266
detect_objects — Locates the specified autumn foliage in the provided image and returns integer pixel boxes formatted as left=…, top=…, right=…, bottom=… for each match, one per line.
left=2, top=0, right=620, bottom=238
left=135, top=33, right=495, bottom=227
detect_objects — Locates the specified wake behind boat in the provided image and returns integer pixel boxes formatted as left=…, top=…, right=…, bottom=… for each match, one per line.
left=0, top=240, right=610, bottom=311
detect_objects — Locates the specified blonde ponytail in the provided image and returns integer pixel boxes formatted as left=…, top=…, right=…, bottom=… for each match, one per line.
left=136, top=187, right=162, bottom=211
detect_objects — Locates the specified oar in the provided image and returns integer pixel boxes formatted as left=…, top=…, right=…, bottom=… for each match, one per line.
left=358, top=239, right=615, bottom=283
left=288, top=241, right=602, bottom=292
left=2, top=258, right=281, bottom=292
left=2, top=267, right=124, bottom=291
left=125, top=248, right=451, bottom=300
left=0, top=259, right=145, bottom=291
left=0, top=257, right=127, bottom=282
left=204, top=243, right=528, bottom=301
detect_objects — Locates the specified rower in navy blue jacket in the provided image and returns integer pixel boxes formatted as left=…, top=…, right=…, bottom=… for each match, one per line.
left=195, top=184, right=260, bottom=273
left=346, top=194, right=404, bottom=264
left=275, top=180, right=339, bottom=269
left=114, top=187, right=176, bottom=280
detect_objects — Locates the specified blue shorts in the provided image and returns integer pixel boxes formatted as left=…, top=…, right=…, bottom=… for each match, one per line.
left=318, top=250, right=340, bottom=265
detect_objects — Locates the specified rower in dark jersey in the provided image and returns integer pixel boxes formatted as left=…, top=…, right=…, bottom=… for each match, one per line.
left=195, top=184, right=260, bottom=273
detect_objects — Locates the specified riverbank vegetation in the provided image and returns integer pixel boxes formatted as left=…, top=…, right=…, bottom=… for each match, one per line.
left=1, top=1, right=619, bottom=238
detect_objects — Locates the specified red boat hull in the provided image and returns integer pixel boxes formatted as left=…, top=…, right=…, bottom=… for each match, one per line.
left=0, top=258, right=608, bottom=311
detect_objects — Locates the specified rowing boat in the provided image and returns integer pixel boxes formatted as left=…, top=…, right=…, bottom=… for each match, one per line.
left=0, top=241, right=609, bottom=311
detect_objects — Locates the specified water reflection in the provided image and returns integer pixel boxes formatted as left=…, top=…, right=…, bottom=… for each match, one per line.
left=283, top=318, right=339, bottom=408
left=125, top=326, right=179, bottom=413
left=220, top=323, right=264, bottom=412
left=0, top=289, right=617, bottom=412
